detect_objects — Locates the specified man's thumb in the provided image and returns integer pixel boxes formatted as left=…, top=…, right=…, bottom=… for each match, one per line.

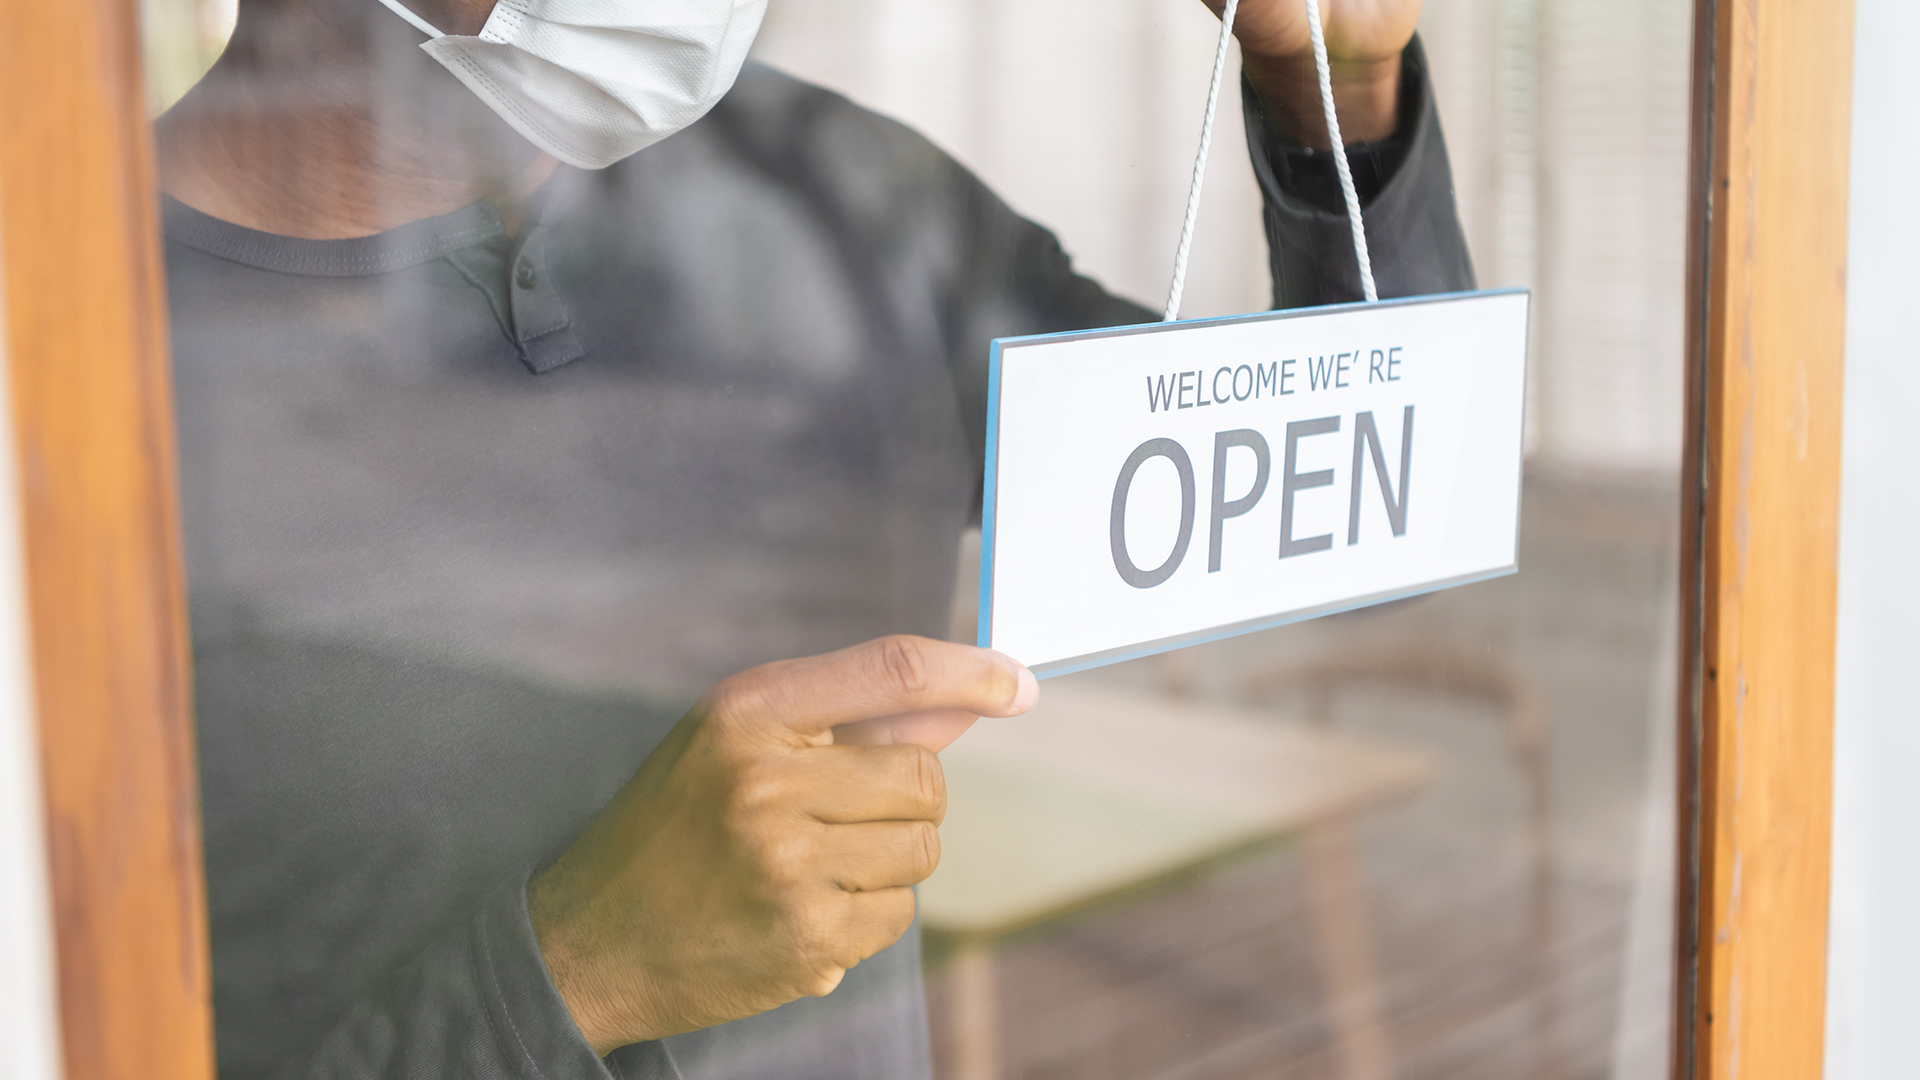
left=712, top=636, right=1037, bottom=743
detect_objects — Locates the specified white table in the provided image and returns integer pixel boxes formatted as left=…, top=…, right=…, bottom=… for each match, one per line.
left=921, top=680, right=1436, bottom=1080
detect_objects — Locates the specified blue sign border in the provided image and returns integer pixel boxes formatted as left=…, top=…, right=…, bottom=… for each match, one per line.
left=978, top=287, right=1531, bottom=676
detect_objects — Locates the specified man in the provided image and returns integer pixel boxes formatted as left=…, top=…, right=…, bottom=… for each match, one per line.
left=156, top=1, right=1469, bottom=1077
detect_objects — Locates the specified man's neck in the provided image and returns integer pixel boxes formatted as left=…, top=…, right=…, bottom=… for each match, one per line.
left=157, top=10, right=556, bottom=240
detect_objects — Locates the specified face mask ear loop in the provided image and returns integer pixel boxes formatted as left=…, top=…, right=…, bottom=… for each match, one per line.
left=371, top=0, right=446, bottom=39
left=1164, top=0, right=1241, bottom=322
left=1304, top=0, right=1378, bottom=302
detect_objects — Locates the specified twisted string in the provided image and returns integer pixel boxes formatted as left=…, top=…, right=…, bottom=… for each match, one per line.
left=1163, top=0, right=1243, bottom=322
left=1165, top=0, right=1379, bottom=318
left=1304, top=0, right=1377, bottom=300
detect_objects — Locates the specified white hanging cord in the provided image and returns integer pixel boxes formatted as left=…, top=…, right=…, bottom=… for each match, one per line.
left=371, top=0, right=446, bottom=38
left=1304, top=0, right=1377, bottom=301
left=1163, top=0, right=1242, bottom=322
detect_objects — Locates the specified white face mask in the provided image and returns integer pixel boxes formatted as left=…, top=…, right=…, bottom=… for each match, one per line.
left=372, top=0, right=768, bottom=170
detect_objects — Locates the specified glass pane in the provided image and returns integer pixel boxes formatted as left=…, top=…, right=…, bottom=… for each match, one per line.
left=143, top=2, right=1686, bottom=1079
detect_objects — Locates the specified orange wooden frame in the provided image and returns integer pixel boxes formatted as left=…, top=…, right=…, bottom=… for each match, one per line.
left=0, top=1, right=214, bottom=1080
left=1676, top=1, right=1852, bottom=1078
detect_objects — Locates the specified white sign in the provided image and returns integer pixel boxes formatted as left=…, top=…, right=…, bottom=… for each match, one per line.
left=978, top=289, right=1531, bottom=676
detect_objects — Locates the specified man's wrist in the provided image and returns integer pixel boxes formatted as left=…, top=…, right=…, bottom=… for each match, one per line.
left=530, top=873, right=648, bottom=1057
left=1241, top=50, right=1403, bottom=150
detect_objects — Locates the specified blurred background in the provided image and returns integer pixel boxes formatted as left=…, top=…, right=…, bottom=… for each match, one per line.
left=138, top=2, right=1689, bottom=1078
left=141, top=0, right=1690, bottom=468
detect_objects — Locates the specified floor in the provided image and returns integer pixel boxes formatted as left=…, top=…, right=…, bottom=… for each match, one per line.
left=926, top=466, right=1680, bottom=1080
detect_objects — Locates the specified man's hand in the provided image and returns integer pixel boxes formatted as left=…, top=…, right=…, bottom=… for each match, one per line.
left=527, top=636, right=1039, bottom=1055
left=1200, top=0, right=1425, bottom=148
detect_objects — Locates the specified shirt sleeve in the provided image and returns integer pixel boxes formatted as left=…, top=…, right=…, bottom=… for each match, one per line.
left=271, top=877, right=680, bottom=1080
left=1241, top=33, right=1478, bottom=306
left=939, top=32, right=1475, bottom=468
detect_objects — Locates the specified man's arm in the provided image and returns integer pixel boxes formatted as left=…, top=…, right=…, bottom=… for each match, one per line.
left=272, top=877, right=659, bottom=1080
left=1245, top=34, right=1477, bottom=306
left=934, top=29, right=1473, bottom=459
left=252, top=638, right=1036, bottom=1079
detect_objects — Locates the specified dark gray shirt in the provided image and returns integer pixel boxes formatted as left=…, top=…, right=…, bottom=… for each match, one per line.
left=168, top=46, right=1470, bottom=1080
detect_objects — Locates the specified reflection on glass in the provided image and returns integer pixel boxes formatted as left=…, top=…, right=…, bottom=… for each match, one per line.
left=145, top=2, right=1684, bottom=1079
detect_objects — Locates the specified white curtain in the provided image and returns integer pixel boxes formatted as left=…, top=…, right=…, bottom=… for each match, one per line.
left=757, top=0, right=1694, bottom=472
left=146, top=0, right=1693, bottom=469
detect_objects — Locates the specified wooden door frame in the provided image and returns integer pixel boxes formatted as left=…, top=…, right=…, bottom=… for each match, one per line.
left=0, top=2, right=214, bottom=1080
left=1676, top=1, right=1852, bottom=1078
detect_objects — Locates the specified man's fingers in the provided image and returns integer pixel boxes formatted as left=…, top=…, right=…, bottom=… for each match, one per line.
left=802, top=744, right=946, bottom=825
left=795, top=887, right=918, bottom=999
left=818, top=820, right=942, bottom=892
left=709, top=635, right=1038, bottom=742
left=832, top=707, right=979, bottom=752
left=842, top=887, right=918, bottom=964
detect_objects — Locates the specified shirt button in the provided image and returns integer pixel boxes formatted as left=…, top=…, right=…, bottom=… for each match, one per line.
left=515, top=260, right=537, bottom=289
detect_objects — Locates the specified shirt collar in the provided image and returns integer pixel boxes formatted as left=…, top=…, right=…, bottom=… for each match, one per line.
left=161, top=195, right=508, bottom=278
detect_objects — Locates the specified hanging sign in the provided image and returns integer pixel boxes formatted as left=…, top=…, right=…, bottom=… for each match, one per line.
left=978, top=289, right=1531, bottom=677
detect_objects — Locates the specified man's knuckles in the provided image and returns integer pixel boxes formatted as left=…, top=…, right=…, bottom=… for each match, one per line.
left=717, top=742, right=945, bottom=827
left=867, top=636, right=1016, bottom=714
left=826, top=822, right=939, bottom=890
left=705, top=635, right=943, bottom=733
left=784, top=892, right=858, bottom=963
left=870, top=634, right=934, bottom=698
left=913, top=819, right=941, bottom=880
left=718, top=756, right=797, bottom=821
left=725, top=817, right=822, bottom=899
left=889, top=743, right=946, bottom=819
left=880, top=820, right=941, bottom=884
left=775, top=882, right=917, bottom=982
left=911, top=742, right=945, bottom=800
left=702, top=668, right=791, bottom=735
